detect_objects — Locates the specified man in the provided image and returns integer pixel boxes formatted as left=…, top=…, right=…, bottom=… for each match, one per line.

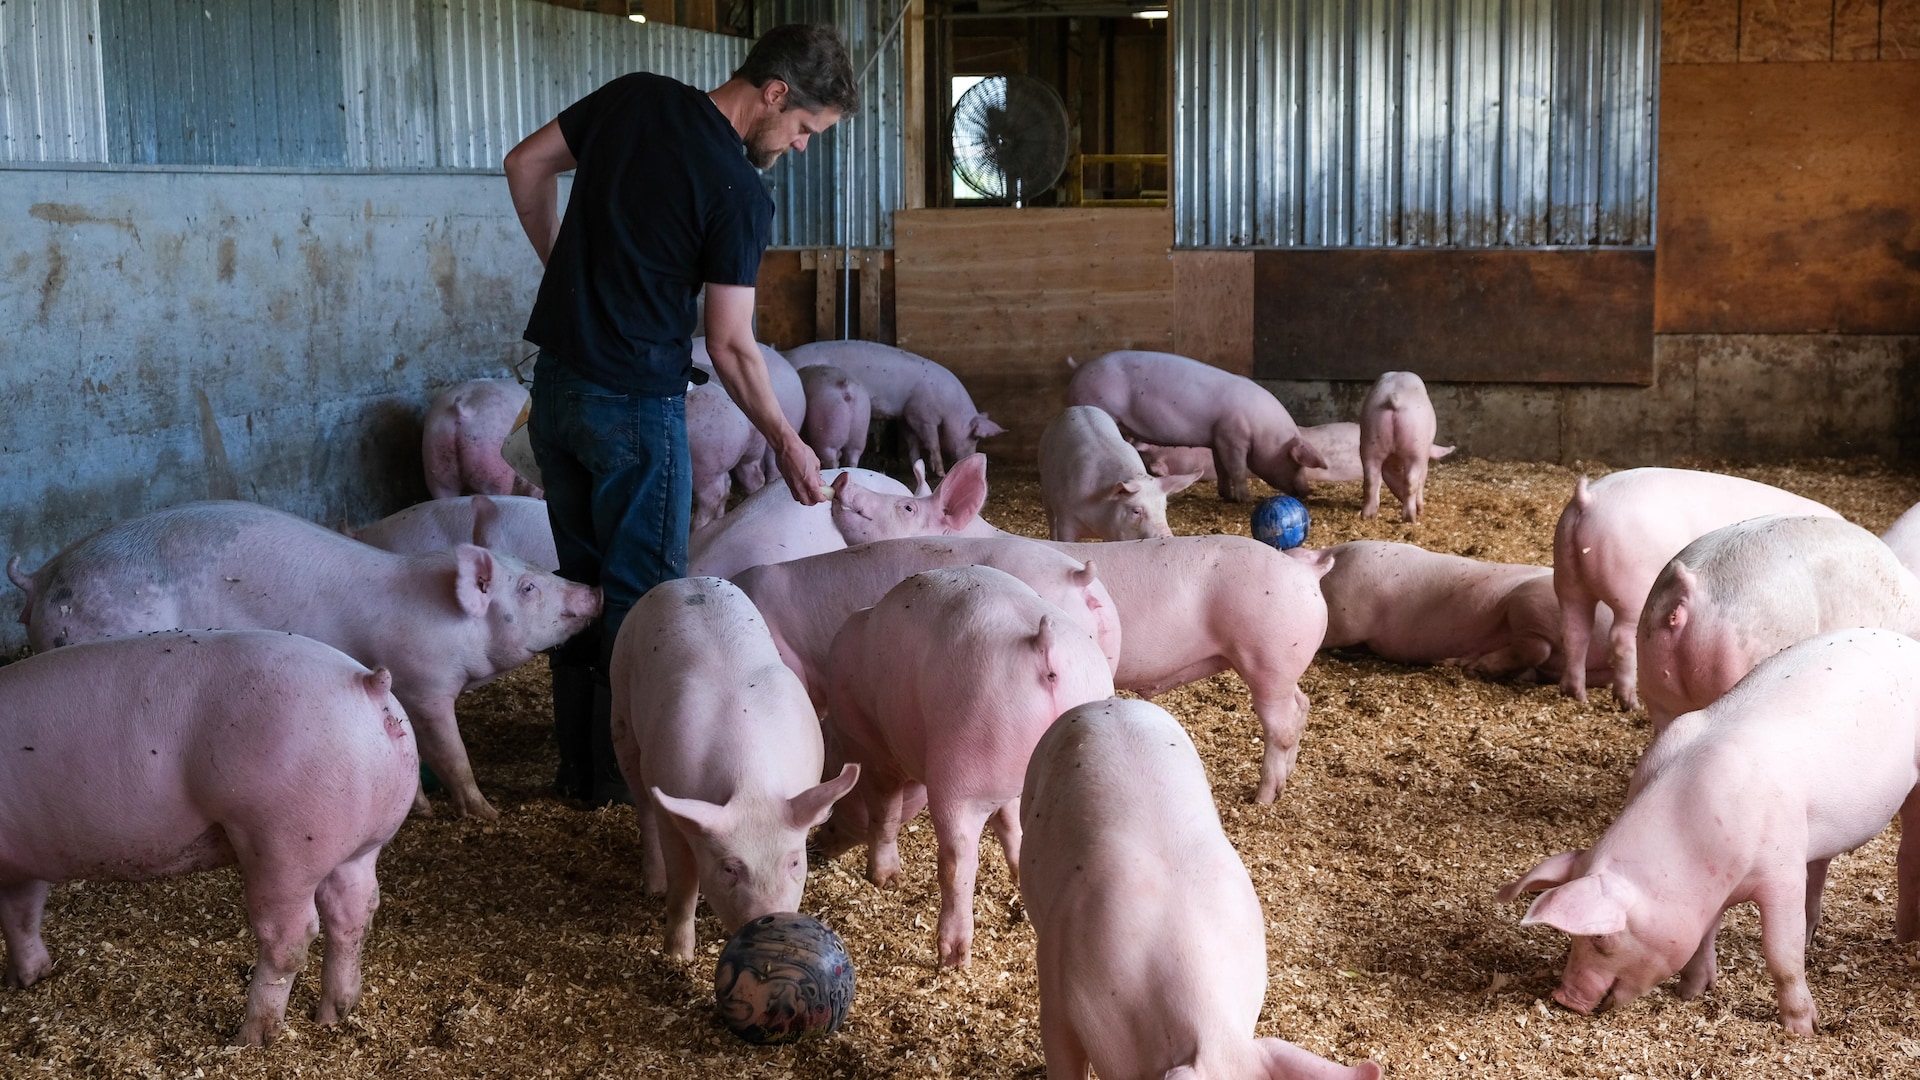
left=504, top=24, right=858, bottom=804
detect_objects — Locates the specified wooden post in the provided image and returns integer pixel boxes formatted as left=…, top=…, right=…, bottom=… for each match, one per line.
left=859, top=251, right=886, bottom=342
left=805, top=249, right=841, bottom=341
left=902, top=0, right=926, bottom=210
left=681, top=0, right=716, bottom=32
left=640, top=0, right=673, bottom=24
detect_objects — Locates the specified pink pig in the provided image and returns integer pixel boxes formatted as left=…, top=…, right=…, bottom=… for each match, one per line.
left=6, top=500, right=600, bottom=819
left=1067, top=350, right=1328, bottom=502
left=1499, top=628, right=1920, bottom=1034
left=785, top=340, right=1004, bottom=477
left=1319, top=540, right=1613, bottom=689
left=608, top=577, right=860, bottom=959
left=1553, top=467, right=1841, bottom=710
left=687, top=467, right=916, bottom=580
left=1637, top=514, right=1920, bottom=732
left=422, top=378, right=541, bottom=499
left=1358, top=371, right=1448, bottom=522
left=1039, top=406, right=1201, bottom=541
left=687, top=374, right=773, bottom=531
left=1881, top=501, right=1920, bottom=576
left=352, top=494, right=558, bottom=571
left=829, top=457, right=1331, bottom=802
left=798, top=364, right=872, bottom=469
left=1140, top=423, right=1451, bottom=495
left=1021, top=698, right=1384, bottom=1080
left=827, top=566, right=1115, bottom=968
left=0, top=629, right=417, bottom=1045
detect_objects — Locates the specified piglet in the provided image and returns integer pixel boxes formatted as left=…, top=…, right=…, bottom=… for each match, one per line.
left=799, top=365, right=872, bottom=469
left=1553, top=467, right=1841, bottom=710
left=0, top=629, right=417, bottom=1045
left=1319, top=540, right=1613, bottom=689
left=1499, top=628, right=1920, bottom=1034
left=1140, top=425, right=1452, bottom=495
left=1067, top=350, right=1327, bottom=502
left=7, top=500, right=600, bottom=819
left=423, top=378, right=541, bottom=499
left=1358, top=372, right=1446, bottom=522
left=1022, top=698, right=1383, bottom=1080
left=1039, top=406, right=1200, bottom=541
left=1637, top=514, right=1920, bottom=732
left=785, top=340, right=1003, bottom=477
left=688, top=467, right=914, bottom=580
left=827, top=566, right=1115, bottom=968
left=609, top=577, right=860, bottom=958
left=353, top=494, right=558, bottom=571
left=687, top=373, right=772, bottom=531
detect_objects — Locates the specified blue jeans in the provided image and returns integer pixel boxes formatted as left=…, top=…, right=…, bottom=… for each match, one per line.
left=529, top=351, right=692, bottom=662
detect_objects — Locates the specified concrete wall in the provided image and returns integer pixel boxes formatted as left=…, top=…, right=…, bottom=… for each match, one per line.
left=0, top=166, right=554, bottom=647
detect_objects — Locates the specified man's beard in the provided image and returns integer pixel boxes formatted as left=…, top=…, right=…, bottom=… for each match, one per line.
left=744, top=114, right=787, bottom=169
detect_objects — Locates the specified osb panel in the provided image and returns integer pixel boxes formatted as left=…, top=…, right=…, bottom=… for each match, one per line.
left=1835, top=0, right=1886, bottom=58
left=1661, top=0, right=1740, bottom=63
left=1656, top=62, right=1920, bottom=333
left=1741, top=0, right=1839, bottom=60
left=1887, top=0, right=1920, bottom=57
left=1252, top=250, right=1655, bottom=384
left=1171, top=250, right=1255, bottom=375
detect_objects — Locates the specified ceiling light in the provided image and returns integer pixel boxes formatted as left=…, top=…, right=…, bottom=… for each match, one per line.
left=628, top=12, right=646, bottom=21
left=1132, top=8, right=1168, bottom=18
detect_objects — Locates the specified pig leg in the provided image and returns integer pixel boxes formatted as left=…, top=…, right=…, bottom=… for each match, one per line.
left=0, top=880, right=53, bottom=988
left=1253, top=1037, right=1384, bottom=1079
left=659, top=811, right=701, bottom=959
left=1251, top=685, right=1310, bottom=804
left=929, top=798, right=995, bottom=968
left=1897, top=788, right=1920, bottom=942
left=908, top=416, right=946, bottom=479
left=640, top=808, right=667, bottom=893
left=987, top=800, right=1023, bottom=888
left=1215, top=439, right=1252, bottom=503
left=1756, top=876, right=1817, bottom=1035
left=1555, top=580, right=1598, bottom=703
left=865, top=780, right=909, bottom=888
left=233, top=858, right=324, bottom=1046
left=1453, top=636, right=1553, bottom=681
left=404, top=694, right=499, bottom=821
left=1805, top=858, right=1832, bottom=947
left=1675, top=916, right=1722, bottom=999
left=1359, top=442, right=1388, bottom=520
left=1606, top=603, right=1642, bottom=711
left=313, top=848, right=380, bottom=1025
left=1398, top=455, right=1429, bottom=524
left=1039, top=1005, right=1093, bottom=1080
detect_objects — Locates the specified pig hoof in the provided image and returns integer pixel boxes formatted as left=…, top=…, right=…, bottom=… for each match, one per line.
left=233, top=1017, right=284, bottom=1047
left=3, top=959, right=53, bottom=989
left=937, top=943, right=971, bottom=969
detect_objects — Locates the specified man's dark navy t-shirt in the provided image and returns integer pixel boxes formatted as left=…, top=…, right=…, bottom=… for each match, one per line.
left=524, top=72, right=773, bottom=397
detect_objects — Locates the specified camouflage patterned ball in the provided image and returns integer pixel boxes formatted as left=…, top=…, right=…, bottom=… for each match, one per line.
left=713, top=912, right=855, bottom=1045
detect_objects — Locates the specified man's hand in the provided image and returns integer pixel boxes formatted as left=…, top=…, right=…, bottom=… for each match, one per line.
left=704, top=283, right=826, bottom=503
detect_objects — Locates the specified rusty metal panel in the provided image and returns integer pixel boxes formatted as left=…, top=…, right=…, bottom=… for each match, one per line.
left=97, top=0, right=346, bottom=167
left=1254, top=248, right=1655, bottom=381
left=0, top=0, right=108, bottom=163
left=1174, top=0, right=1656, bottom=248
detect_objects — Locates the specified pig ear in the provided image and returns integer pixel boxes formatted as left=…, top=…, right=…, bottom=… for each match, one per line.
left=470, top=494, right=501, bottom=548
left=787, top=763, right=861, bottom=829
left=911, top=459, right=932, bottom=497
left=830, top=471, right=855, bottom=498
left=971, top=414, right=1006, bottom=439
left=652, top=788, right=733, bottom=838
left=1522, top=871, right=1637, bottom=937
left=1288, top=436, right=1330, bottom=470
left=937, top=455, right=989, bottom=525
left=1429, top=444, right=1457, bottom=460
left=1283, top=546, right=1335, bottom=579
left=1155, top=470, right=1204, bottom=497
left=1495, top=850, right=1586, bottom=901
left=453, top=544, right=497, bottom=618
left=1114, top=479, right=1144, bottom=497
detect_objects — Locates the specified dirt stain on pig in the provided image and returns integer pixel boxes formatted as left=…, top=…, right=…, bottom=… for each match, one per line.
left=38, top=242, right=67, bottom=324
left=217, top=237, right=237, bottom=283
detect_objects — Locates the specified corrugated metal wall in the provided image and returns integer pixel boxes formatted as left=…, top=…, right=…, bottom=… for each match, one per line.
left=0, top=0, right=107, bottom=162
left=762, top=0, right=905, bottom=248
left=1174, top=0, right=1656, bottom=248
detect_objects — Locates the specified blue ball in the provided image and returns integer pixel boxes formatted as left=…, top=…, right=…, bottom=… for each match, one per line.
left=714, top=912, right=855, bottom=1044
left=1251, top=494, right=1311, bottom=550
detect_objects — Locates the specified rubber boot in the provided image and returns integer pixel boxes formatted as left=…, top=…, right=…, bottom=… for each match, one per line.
left=589, top=678, right=633, bottom=807
left=550, top=661, right=596, bottom=801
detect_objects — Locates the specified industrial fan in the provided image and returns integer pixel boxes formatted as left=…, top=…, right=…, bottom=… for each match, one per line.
left=950, top=74, right=1071, bottom=205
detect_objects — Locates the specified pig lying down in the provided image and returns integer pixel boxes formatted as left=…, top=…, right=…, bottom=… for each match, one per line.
left=0, top=630, right=417, bottom=1045
left=1021, top=698, right=1383, bottom=1080
left=827, top=566, right=1115, bottom=968
left=7, top=500, right=599, bottom=819
left=609, top=577, right=859, bottom=959
left=1552, top=467, right=1841, bottom=710
left=1637, top=514, right=1920, bottom=732
left=1500, top=628, right=1920, bottom=1034
left=353, top=493, right=559, bottom=571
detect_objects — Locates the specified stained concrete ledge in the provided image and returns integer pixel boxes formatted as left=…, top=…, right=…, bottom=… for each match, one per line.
left=1264, top=334, right=1920, bottom=467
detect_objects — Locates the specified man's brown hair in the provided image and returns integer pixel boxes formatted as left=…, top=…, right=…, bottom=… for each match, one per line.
left=734, top=23, right=859, bottom=116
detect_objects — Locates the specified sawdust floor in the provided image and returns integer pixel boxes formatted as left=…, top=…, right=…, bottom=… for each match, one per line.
left=7, top=457, right=1920, bottom=1079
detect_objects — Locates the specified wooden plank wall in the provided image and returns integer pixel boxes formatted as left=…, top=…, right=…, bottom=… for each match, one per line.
left=1663, top=0, right=1920, bottom=62
left=893, top=208, right=1174, bottom=460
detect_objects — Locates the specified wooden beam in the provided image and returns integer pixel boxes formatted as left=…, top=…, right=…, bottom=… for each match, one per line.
left=809, top=249, right=841, bottom=341
left=901, top=0, right=927, bottom=210
left=859, top=251, right=886, bottom=342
